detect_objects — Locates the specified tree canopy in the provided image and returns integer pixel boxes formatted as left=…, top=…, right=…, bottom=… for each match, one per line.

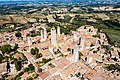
left=15, top=31, right=22, bottom=37
left=0, top=44, right=12, bottom=54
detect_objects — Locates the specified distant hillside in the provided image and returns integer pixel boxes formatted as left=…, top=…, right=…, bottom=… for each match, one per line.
left=0, top=0, right=119, bottom=3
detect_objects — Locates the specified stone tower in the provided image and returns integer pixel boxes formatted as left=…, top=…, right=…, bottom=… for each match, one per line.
left=57, top=26, right=60, bottom=37
left=41, top=30, right=44, bottom=41
left=28, top=37, right=32, bottom=48
left=73, top=33, right=77, bottom=40
left=51, top=28, right=57, bottom=46
left=79, top=37, right=84, bottom=51
left=43, top=28, right=47, bottom=40
left=73, top=43, right=79, bottom=63
left=40, top=28, right=47, bottom=41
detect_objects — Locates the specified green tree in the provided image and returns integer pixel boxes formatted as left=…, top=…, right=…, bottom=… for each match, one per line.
left=28, top=64, right=35, bottom=73
left=42, top=58, right=52, bottom=64
left=14, top=59, right=22, bottom=71
left=13, top=44, right=19, bottom=51
left=15, top=31, right=22, bottom=37
left=0, top=54, right=3, bottom=63
left=79, top=52, right=83, bottom=57
left=0, top=44, right=12, bottom=54
left=1, top=74, right=7, bottom=80
left=67, top=48, right=71, bottom=51
left=35, top=53, right=42, bottom=59
left=33, top=74, right=39, bottom=79
left=9, top=54, right=13, bottom=60
left=24, top=68, right=29, bottom=72
left=13, top=71, right=24, bottom=80
left=30, top=47, right=39, bottom=55
left=105, top=64, right=120, bottom=72
left=30, top=48, right=36, bottom=55
left=35, top=47, right=39, bottom=54
left=27, top=77, right=33, bottom=80
left=38, top=68, right=42, bottom=72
